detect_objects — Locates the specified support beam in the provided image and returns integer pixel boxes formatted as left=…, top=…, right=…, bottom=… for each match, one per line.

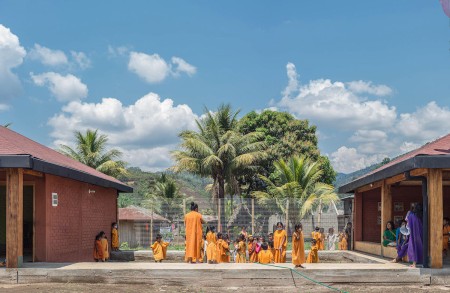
left=356, top=180, right=383, bottom=193
left=380, top=180, right=392, bottom=257
left=6, top=168, right=23, bottom=268
left=428, top=169, right=443, bottom=268
left=23, top=169, right=43, bottom=177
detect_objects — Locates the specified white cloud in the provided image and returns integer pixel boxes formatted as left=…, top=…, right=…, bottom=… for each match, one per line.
left=71, top=51, right=91, bottom=69
left=128, top=52, right=170, bottom=83
left=396, top=101, right=450, bottom=141
left=277, top=62, right=450, bottom=174
left=346, top=80, right=392, bottom=96
left=278, top=65, right=396, bottom=131
left=330, top=146, right=387, bottom=174
left=30, top=72, right=88, bottom=102
left=171, top=56, right=197, bottom=76
left=0, top=24, right=26, bottom=107
left=48, top=92, right=199, bottom=171
left=128, top=51, right=196, bottom=83
left=108, top=45, right=130, bottom=58
left=28, top=44, right=68, bottom=66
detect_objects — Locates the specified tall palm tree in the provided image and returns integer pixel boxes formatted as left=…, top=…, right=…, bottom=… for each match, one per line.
left=172, top=104, right=267, bottom=231
left=59, top=129, right=127, bottom=178
left=252, top=155, right=338, bottom=228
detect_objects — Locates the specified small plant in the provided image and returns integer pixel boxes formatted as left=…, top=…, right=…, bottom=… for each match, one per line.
left=119, top=242, right=130, bottom=250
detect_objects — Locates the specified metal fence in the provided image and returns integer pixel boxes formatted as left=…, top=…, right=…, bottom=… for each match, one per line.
left=118, top=197, right=347, bottom=250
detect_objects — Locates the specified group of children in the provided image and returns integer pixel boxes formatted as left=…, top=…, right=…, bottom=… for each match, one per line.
left=151, top=222, right=352, bottom=268
left=93, top=222, right=120, bottom=262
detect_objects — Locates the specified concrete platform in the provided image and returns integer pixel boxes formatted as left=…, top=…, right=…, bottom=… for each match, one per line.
left=1, top=251, right=440, bottom=287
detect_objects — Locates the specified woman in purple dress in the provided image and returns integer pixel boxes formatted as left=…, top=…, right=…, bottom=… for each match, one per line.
left=406, top=204, right=423, bottom=268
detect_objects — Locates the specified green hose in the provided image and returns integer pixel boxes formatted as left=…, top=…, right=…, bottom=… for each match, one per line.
left=256, top=262, right=349, bottom=293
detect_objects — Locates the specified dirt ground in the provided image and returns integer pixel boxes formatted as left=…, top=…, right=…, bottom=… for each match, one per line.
left=0, top=283, right=449, bottom=293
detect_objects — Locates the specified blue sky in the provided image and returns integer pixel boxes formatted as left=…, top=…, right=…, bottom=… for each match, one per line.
left=1, top=1, right=449, bottom=173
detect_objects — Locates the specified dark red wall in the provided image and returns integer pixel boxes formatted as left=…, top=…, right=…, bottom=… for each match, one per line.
left=44, top=174, right=117, bottom=262
left=361, top=188, right=381, bottom=242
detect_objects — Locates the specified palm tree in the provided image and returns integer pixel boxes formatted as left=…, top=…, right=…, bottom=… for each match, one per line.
left=59, top=129, right=127, bottom=178
left=252, top=155, right=338, bottom=229
left=172, top=104, right=267, bottom=231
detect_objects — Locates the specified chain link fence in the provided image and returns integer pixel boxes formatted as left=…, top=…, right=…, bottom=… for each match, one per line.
left=118, top=198, right=347, bottom=250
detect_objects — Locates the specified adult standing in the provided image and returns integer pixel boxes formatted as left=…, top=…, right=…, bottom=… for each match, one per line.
left=406, top=204, right=423, bottom=268
left=184, top=202, right=204, bottom=263
left=273, top=222, right=287, bottom=263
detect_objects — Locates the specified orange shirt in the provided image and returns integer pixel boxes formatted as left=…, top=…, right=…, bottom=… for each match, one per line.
left=258, top=250, right=273, bottom=264
left=292, top=231, right=305, bottom=265
left=93, top=240, right=104, bottom=260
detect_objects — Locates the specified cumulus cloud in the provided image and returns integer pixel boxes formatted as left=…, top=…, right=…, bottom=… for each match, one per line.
left=128, top=51, right=196, bottom=83
left=28, top=44, right=68, bottom=66
left=70, top=51, right=91, bottom=69
left=108, top=45, right=130, bottom=58
left=0, top=24, right=26, bottom=108
left=330, top=146, right=388, bottom=174
left=48, top=93, right=198, bottom=171
left=171, top=56, right=197, bottom=76
left=278, top=67, right=396, bottom=130
left=396, top=101, right=450, bottom=141
left=128, top=52, right=170, bottom=83
left=277, top=63, right=450, bottom=174
left=30, top=72, right=88, bottom=102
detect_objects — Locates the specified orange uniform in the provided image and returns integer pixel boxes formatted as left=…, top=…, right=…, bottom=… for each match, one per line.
left=443, top=225, right=450, bottom=251
left=258, top=249, right=274, bottom=264
left=292, top=231, right=305, bottom=266
left=93, top=240, right=104, bottom=261
left=273, top=229, right=287, bottom=263
left=184, top=211, right=203, bottom=261
left=306, top=244, right=319, bottom=263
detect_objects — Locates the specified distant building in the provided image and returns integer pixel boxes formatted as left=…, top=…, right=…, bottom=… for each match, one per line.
left=119, top=205, right=170, bottom=248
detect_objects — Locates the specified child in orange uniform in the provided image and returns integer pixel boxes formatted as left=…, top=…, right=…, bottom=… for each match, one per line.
left=235, top=234, right=247, bottom=263
left=151, top=234, right=169, bottom=262
left=93, top=234, right=104, bottom=262
left=258, top=242, right=274, bottom=264
left=111, top=222, right=119, bottom=251
left=99, top=231, right=109, bottom=261
left=306, top=239, right=319, bottom=263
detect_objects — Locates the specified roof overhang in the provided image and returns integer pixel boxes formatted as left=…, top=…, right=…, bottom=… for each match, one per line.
left=338, top=155, right=450, bottom=194
left=0, top=155, right=133, bottom=193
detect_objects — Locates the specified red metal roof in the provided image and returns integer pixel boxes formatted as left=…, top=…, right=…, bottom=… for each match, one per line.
left=362, top=133, right=450, bottom=178
left=119, top=206, right=170, bottom=222
left=0, top=126, right=129, bottom=188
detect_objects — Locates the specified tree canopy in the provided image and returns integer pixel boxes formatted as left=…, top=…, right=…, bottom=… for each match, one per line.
left=238, top=110, right=335, bottom=184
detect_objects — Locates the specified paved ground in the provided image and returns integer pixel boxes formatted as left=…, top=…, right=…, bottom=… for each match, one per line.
left=0, top=283, right=450, bottom=293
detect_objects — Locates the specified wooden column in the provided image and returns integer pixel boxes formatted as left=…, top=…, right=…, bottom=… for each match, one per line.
left=353, top=192, right=363, bottom=242
left=380, top=181, right=392, bottom=257
left=6, top=168, right=23, bottom=268
left=428, top=169, right=443, bottom=268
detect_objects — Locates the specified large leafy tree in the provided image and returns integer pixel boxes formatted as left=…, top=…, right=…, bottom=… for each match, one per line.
left=238, top=110, right=336, bottom=185
left=59, top=129, right=127, bottom=178
left=172, top=104, right=267, bottom=231
left=253, top=156, right=338, bottom=227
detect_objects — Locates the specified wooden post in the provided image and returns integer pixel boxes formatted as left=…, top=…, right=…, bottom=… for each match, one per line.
left=150, top=207, right=154, bottom=245
left=285, top=199, right=289, bottom=233
left=380, top=180, right=392, bottom=257
left=251, top=198, right=255, bottom=235
left=218, top=198, right=221, bottom=232
left=428, top=169, right=443, bottom=268
left=6, top=168, right=23, bottom=268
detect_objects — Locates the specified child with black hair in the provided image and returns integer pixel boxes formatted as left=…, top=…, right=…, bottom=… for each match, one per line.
left=111, top=222, right=119, bottom=251
left=151, top=234, right=169, bottom=262
left=99, top=231, right=109, bottom=261
left=235, top=234, right=247, bottom=263
left=93, top=234, right=104, bottom=262
left=216, top=232, right=230, bottom=263
left=306, top=239, right=319, bottom=263
left=258, top=242, right=273, bottom=264
left=292, top=224, right=305, bottom=268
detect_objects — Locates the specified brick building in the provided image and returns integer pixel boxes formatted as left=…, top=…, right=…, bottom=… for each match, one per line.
left=339, top=134, right=450, bottom=269
left=0, top=127, right=132, bottom=268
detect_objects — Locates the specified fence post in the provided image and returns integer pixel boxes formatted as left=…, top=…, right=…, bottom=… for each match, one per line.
left=218, top=198, right=221, bottom=232
left=183, top=198, right=186, bottom=217
left=251, top=198, right=255, bottom=235
left=285, top=199, right=289, bottom=233
left=150, top=206, right=154, bottom=246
